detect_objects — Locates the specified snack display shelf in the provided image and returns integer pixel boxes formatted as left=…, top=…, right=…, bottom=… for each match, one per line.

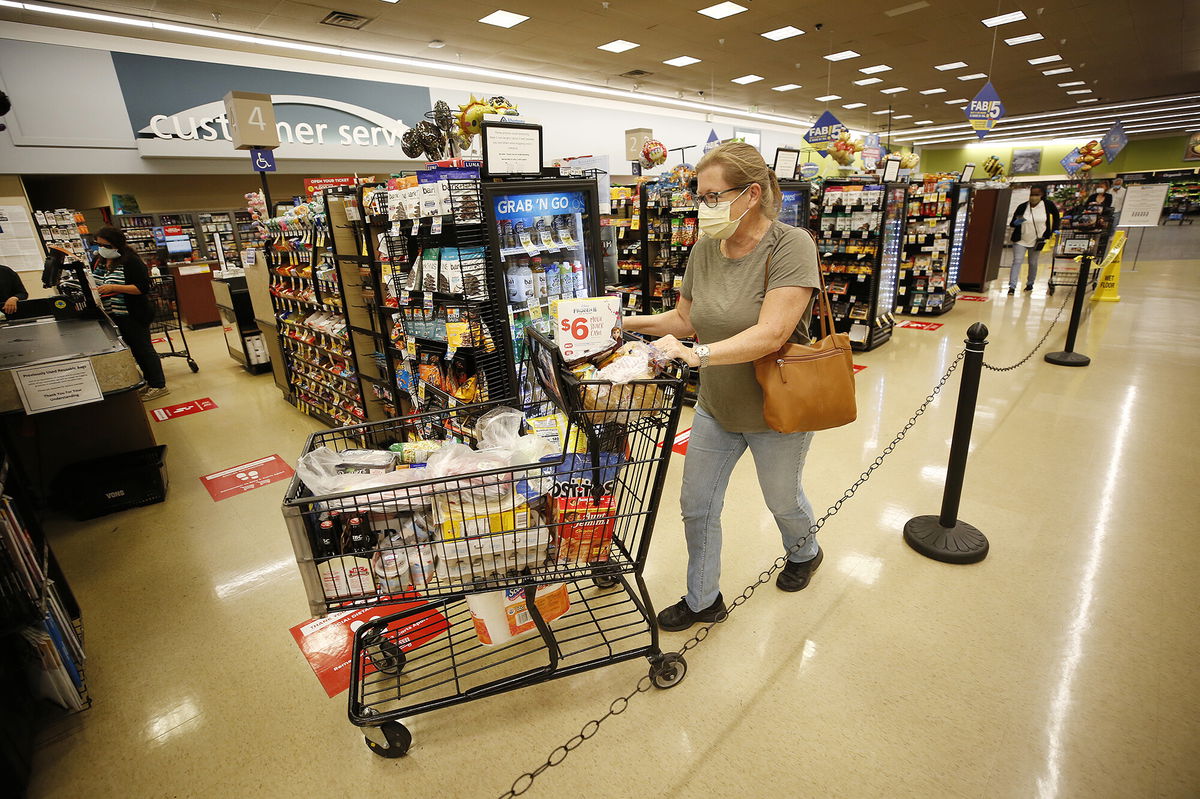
left=897, top=180, right=969, bottom=316
left=282, top=335, right=351, bottom=360
left=287, top=352, right=358, bottom=384
left=292, top=371, right=363, bottom=404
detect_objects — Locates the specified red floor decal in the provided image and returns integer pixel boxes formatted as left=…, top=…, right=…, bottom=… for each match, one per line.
left=959, top=295, right=988, bottom=302
left=659, top=427, right=692, bottom=455
left=152, top=397, right=218, bottom=422
left=900, top=321, right=944, bottom=331
left=151, top=337, right=167, bottom=344
left=853, top=364, right=867, bottom=374
left=201, top=454, right=294, bottom=502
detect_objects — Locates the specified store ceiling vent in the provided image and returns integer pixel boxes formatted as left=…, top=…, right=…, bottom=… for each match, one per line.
left=620, top=69, right=654, bottom=78
left=320, top=11, right=371, bottom=29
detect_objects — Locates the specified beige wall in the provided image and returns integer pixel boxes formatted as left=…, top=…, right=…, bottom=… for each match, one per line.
left=23, top=173, right=312, bottom=213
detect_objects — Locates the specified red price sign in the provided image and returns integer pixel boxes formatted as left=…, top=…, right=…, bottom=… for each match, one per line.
left=553, top=298, right=621, bottom=360
left=560, top=316, right=591, bottom=340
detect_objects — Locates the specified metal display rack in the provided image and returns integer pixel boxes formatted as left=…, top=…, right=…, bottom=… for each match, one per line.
left=281, top=329, right=688, bottom=756
left=897, top=180, right=971, bottom=316
left=814, top=178, right=907, bottom=351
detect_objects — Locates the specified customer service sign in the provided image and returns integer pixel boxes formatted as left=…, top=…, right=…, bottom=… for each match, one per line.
left=111, top=54, right=433, bottom=160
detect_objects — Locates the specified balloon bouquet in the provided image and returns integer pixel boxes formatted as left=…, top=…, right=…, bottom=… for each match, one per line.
left=401, top=96, right=522, bottom=160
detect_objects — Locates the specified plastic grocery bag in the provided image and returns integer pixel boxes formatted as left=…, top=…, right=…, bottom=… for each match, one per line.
left=475, top=406, right=557, bottom=467
left=297, top=446, right=435, bottom=508
left=425, top=442, right=513, bottom=500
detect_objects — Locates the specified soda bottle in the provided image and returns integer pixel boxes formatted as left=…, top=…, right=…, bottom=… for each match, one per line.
left=315, top=516, right=340, bottom=559
left=347, top=516, right=375, bottom=552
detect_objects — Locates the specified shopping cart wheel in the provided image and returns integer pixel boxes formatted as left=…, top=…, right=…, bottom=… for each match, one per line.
left=649, top=653, right=687, bottom=690
left=365, top=721, right=411, bottom=758
left=188, top=359, right=200, bottom=373
left=591, top=567, right=620, bottom=590
left=363, top=631, right=406, bottom=675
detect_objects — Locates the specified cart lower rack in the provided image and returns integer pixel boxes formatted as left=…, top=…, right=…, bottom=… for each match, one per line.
left=283, top=329, right=687, bottom=756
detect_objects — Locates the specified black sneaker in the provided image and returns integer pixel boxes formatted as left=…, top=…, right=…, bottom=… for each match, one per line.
left=1008, top=287, right=1015, bottom=295
left=776, top=547, right=823, bottom=592
left=657, top=593, right=726, bottom=632
left=1024, top=284, right=1034, bottom=292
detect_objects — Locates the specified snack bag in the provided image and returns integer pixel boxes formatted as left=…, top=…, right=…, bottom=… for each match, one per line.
left=421, top=248, right=440, bottom=294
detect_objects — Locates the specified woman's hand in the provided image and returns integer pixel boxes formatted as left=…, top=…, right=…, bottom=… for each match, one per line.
left=97, top=284, right=122, bottom=296
left=3, top=297, right=17, bottom=314
left=654, top=334, right=700, bottom=368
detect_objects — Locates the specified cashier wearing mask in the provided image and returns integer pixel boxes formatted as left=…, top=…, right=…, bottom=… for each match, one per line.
left=624, top=142, right=823, bottom=632
left=92, top=226, right=169, bottom=402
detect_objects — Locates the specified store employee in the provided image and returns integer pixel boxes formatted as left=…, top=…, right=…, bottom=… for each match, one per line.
left=0, top=262, right=29, bottom=315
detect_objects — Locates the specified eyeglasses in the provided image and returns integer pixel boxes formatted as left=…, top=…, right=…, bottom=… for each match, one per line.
left=695, top=185, right=749, bottom=209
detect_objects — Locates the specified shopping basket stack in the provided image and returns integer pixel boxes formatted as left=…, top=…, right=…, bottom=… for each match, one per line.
left=282, top=329, right=688, bottom=757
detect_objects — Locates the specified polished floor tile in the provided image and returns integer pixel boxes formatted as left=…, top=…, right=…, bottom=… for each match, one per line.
left=28, top=237, right=1200, bottom=798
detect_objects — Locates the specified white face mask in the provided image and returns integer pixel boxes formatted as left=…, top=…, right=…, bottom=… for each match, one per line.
left=97, top=246, right=120, bottom=259
left=698, top=186, right=752, bottom=240
left=1096, top=189, right=1106, bottom=195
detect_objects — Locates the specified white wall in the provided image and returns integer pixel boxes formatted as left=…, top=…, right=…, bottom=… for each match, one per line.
left=0, top=21, right=812, bottom=177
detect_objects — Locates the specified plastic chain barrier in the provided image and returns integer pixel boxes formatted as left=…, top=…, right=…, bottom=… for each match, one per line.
left=496, top=349, right=968, bottom=799
left=982, top=287, right=1075, bottom=373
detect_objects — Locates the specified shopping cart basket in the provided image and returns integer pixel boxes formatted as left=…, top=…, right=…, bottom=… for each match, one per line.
left=282, top=329, right=688, bottom=757
left=148, top=275, right=199, bottom=372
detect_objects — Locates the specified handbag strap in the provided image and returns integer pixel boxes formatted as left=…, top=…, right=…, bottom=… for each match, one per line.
left=762, top=227, right=834, bottom=340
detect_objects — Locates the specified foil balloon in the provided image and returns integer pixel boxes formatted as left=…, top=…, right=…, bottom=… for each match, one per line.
left=639, top=139, right=668, bottom=169
left=400, top=128, right=423, bottom=158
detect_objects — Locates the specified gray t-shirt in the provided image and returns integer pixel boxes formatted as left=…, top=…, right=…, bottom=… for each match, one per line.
left=681, top=221, right=821, bottom=433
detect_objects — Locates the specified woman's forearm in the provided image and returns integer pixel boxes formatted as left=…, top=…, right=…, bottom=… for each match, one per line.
left=704, top=323, right=786, bottom=366
left=625, top=309, right=694, bottom=338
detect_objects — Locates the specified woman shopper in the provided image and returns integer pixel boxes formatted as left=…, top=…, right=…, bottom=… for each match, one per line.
left=92, top=226, right=169, bottom=401
left=624, top=143, right=822, bottom=632
left=1007, top=185, right=1060, bottom=295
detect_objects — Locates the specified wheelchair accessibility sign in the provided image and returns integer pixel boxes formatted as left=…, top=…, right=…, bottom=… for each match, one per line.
left=250, top=148, right=277, bottom=172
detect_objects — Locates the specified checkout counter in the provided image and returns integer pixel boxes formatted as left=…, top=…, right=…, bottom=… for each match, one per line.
left=0, top=252, right=163, bottom=514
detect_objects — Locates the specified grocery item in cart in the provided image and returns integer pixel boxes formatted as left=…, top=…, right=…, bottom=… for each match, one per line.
left=553, top=495, right=616, bottom=565
left=433, top=492, right=537, bottom=540
left=466, top=583, right=570, bottom=646
left=318, top=555, right=376, bottom=599
left=433, top=524, right=551, bottom=583
left=579, top=341, right=669, bottom=422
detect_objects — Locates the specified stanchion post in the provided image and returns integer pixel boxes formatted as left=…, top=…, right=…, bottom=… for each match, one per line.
left=1044, top=253, right=1092, bottom=367
left=903, top=323, right=990, bottom=564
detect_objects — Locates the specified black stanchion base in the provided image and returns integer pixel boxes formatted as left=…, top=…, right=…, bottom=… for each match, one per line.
left=903, top=515, right=989, bottom=564
left=1044, top=351, right=1091, bottom=367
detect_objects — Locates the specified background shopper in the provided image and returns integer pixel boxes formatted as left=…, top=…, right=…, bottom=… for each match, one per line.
left=1109, top=177, right=1127, bottom=227
left=624, top=142, right=822, bottom=631
left=0, top=262, right=28, bottom=315
left=1008, top=186, right=1060, bottom=295
left=92, top=226, right=169, bottom=401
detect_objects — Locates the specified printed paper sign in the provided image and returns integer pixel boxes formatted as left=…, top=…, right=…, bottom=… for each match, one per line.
left=965, top=81, right=1005, bottom=140
left=13, top=359, right=104, bottom=414
left=804, top=110, right=845, bottom=157
left=290, top=600, right=450, bottom=697
left=958, top=295, right=988, bottom=302
left=900, top=321, right=944, bottom=331
left=201, top=454, right=294, bottom=501
left=1101, top=122, right=1128, bottom=163
left=152, top=397, right=218, bottom=421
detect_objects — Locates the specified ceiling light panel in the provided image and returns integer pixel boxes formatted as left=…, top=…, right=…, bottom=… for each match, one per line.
left=854, top=78, right=884, bottom=86
left=1077, top=98, right=1098, bottom=104
left=872, top=109, right=893, bottom=115
left=478, top=9, right=528, bottom=27
left=815, top=94, right=842, bottom=101
left=1066, top=89, right=1093, bottom=94
left=935, top=61, right=968, bottom=71
left=944, top=97, right=969, bottom=104
left=958, top=73, right=988, bottom=80
left=881, top=87, right=908, bottom=94
left=731, top=74, right=763, bottom=84
left=1028, top=55, right=1063, bottom=64
left=914, top=120, right=934, bottom=125
left=843, top=102, right=866, bottom=109
left=920, top=88, right=947, bottom=95
left=1004, top=33, right=1044, bottom=45
left=1058, top=81, right=1086, bottom=87
left=1043, top=67, right=1073, bottom=75
left=982, top=11, right=1026, bottom=26
left=663, top=55, right=701, bottom=66
left=597, top=39, right=639, bottom=53
left=825, top=50, right=861, bottom=61
left=772, top=83, right=802, bottom=91
left=893, top=114, right=912, bottom=119
left=698, top=2, right=747, bottom=19
left=762, top=25, right=804, bottom=40
left=859, top=64, right=892, bottom=74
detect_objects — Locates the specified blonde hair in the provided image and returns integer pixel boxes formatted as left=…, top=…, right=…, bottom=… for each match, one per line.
left=696, top=142, right=782, bottom=219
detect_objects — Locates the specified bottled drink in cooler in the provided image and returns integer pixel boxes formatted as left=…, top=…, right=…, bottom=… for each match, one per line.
left=531, top=257, right=548, bottom=305
left=545, top=260, right=561, bottom=301
left=572, top=261, right=587, bottom=297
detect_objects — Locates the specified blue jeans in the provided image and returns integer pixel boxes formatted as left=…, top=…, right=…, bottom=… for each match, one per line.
left=1009, top=243, right=1041, bottom=289
left=680, top=407, right=818, bottom=612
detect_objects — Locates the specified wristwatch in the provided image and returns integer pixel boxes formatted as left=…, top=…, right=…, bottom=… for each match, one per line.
left=694, top=344, right=711, bottom=369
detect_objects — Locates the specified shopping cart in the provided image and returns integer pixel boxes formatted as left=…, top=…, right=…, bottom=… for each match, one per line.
left=147, top=276, right=199, bottom=373
left=282, top=329, right=688, bottom=757
left=1047, top=214, right=1106, bottom=296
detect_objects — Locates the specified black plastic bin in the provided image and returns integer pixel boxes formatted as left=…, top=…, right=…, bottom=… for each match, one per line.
left=52, top=445, right=169, bottom=520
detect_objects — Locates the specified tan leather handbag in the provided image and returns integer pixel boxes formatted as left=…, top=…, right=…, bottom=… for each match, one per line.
left=753, top=237, right=857, bottom=434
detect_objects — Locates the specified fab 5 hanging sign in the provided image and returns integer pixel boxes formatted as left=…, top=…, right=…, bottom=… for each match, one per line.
left=966, top=82, right=1005, bottom=140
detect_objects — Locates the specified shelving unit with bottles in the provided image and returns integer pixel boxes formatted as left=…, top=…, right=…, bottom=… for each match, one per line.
left=897, top=179, right=969, bottom=315
left=642, top=179, right=699, bottom=316
left=262, top=207, right=368, bottom=428
left=814, top=179, right=906, bottom=351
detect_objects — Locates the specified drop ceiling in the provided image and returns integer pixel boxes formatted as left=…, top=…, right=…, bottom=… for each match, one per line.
left=2, top=0, right=1197, bottom=140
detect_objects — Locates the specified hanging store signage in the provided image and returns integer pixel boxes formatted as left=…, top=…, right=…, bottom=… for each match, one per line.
left=490, top=191, right=586, bottom=221
left=804, top=111, right=845, bottom=158
left=111, top=53, right=432, bottom=161
left=1061, top=148, right=1083, bottom=176
left=965, top=82, right=1005, bottom=139
left=1101, top=122, right=1128, bottom=163
left=304, top=178, right=356, bottom=197
left=250, top=148, right=277, bottom=172
left=703, top=129, right=720, bottom=154
left=860, top=134, right=883, bottom=172
left=799, top=161, right=822, bottom=179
